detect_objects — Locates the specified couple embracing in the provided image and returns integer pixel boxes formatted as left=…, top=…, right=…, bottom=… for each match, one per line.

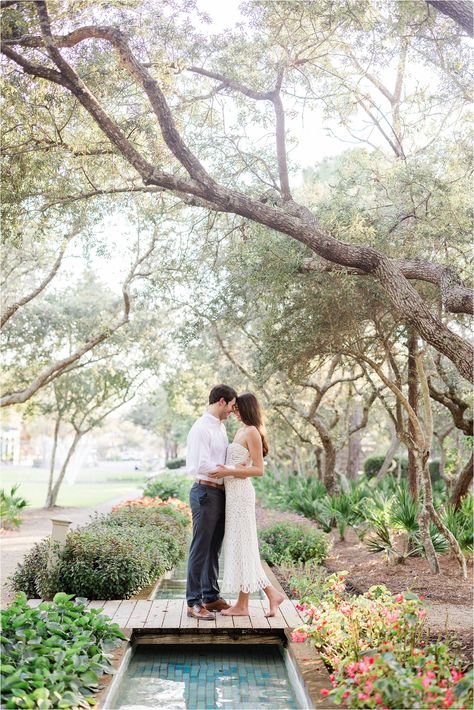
left=185, top=384, right=284, bottom=620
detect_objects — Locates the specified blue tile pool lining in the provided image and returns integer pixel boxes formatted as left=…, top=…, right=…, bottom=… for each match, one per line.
left=113, top=643, right=304, bottom=709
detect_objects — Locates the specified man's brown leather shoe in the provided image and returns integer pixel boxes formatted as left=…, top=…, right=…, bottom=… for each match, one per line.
left=203, top=597, right=231, bottom=612
left=186, top=604, right=216, bottom=620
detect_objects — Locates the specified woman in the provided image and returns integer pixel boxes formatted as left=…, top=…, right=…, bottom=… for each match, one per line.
left=208, top=392, right=284, bottom=617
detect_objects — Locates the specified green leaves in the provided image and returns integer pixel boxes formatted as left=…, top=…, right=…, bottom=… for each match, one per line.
left=11, top=501, right=190, bottom=601
left=259, top=521, right=331, bottom=566
left=1, top=594, right=125, bottom=709
left=0, top=485, right=28, bottom=530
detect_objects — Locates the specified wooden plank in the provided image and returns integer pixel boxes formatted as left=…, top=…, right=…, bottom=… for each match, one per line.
left=197, top=616, right=217, bottom=629
left=100, top=600, right=122, bottom=619
left=180, top=603, right=198, bottom=629
left=127, top=600, right=153, bottom=628
left=214, top=611, right=235, bottom=629
left=135, top=632, right=282, bottom=645
left=280, top=599, right=304, bottom=628
left=111, top=600, right=137, bottom=628
left=86, top=600, right=105, bottom=610
left=249, top=600, right=271, bottom=629
left=231, top=611, right=253, bottom=629
left=144, top=600, right=168, bottom=628
left=162, top=599, right=184, bottom=628
left=266, top=603, right=287, bottom=630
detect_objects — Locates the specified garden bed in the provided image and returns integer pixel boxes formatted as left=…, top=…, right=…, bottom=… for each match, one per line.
left=256, top=504, right=473, bottom=665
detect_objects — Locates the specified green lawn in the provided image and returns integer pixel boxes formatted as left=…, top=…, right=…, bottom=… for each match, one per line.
left=1, top=464, right=149, bottom=509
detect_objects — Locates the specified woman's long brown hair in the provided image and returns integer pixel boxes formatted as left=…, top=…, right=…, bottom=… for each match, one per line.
left=236, top=392, right=269, bottom=457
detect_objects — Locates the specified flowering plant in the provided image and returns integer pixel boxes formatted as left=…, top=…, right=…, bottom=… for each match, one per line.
left=112, top=495, right=191, bottom=519
left=291, top=572, right=472, bottom=709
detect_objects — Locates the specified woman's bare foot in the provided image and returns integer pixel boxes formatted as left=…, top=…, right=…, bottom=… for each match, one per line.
left=264, top=591, right=285, bottom=618
left=221, top=605, right=249, bottom=616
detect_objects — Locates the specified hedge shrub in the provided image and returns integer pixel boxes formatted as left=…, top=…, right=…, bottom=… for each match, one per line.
left=259, top=521, right=331, bottom=566
left=143, top=472, right=192, bottom=501
left=165, top=457, right=186, bottom=469
left=11, top=502, right=190, bottom=600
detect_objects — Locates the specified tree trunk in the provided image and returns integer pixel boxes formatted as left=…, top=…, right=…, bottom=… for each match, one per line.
left=346, top=404, right=362, bottom=480
left=312, top=417, right=337, bottom=493
left=426, top=0, right=473, bottom=36
left=45, top=416, right=61, bottom=507
left=376, top=423, right=400, bottom=481
left=416, top=352, right=467, bottom=577
left=314, top=446, right=323, bottom=480
left=407, top=329, right=419, bottom=500
left=45, top=430, right=82, bottom=507
left=416, top=454, right=440, bottom=574
left=450, top=452, right=473, bottom=509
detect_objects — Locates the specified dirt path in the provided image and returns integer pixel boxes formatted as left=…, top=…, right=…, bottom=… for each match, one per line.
left=1, top=488, right=142, bottom=609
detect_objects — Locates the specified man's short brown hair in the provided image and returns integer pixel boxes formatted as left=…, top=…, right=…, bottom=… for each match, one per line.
left=209, top=384, right=237, bottom=404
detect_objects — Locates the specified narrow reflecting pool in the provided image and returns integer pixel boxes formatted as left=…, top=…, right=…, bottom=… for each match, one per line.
left=153, top=555, right=264, bottom=600
left=115, top=644, right=300, bottom=709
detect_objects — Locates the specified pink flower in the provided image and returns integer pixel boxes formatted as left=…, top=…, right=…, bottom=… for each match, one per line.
left=450, top=669, right=464, bottom=682
left=320, top=688, right=330, bottom=697
left=418, top=609, right=427, bottom=619
left=422, top=677, right=431, bottom=688
left=343, top=691, right=350, bottom=699
left=291, top=630, right=308, bottom=643
left=375, top=694, right=383, bottom=705
left=339, top=604, right=352, bottom=616
left=357, top=692, right=369, bottom=701
left=395, top=593, right=404, bottom=602
left=443, top=689, right=455, bottom=708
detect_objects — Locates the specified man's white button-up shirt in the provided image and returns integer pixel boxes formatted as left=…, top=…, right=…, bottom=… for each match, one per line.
left=186, top=412, right=228, bottom=485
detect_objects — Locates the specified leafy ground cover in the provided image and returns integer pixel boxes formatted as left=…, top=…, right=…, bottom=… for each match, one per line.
left=1, top=592, right=125, bottom=709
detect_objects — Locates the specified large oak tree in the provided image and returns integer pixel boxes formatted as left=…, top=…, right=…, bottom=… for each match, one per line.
left=1, top=0, right=472, bottom=382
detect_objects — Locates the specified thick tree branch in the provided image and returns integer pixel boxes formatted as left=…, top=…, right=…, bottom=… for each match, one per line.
left=301, top=257, right=473, bottom=316
left=2, top=8, right=472, bottom=382
left=426, top=0, right=474, bottom=36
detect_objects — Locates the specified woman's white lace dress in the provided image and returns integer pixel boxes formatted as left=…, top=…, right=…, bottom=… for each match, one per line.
left=222, top=442, right=270, bottom=594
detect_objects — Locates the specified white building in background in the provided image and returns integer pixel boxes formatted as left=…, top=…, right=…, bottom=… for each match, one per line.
left=0, top=426, right=20, bottom=464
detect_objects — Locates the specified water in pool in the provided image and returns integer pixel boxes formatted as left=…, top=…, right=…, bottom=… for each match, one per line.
left=115, top=644, right=300, bottom=709
left=153, top=555, right=264, bottom=601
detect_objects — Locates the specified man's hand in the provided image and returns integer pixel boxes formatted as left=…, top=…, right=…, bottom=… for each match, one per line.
left=208, top=465, right=232, bottom=478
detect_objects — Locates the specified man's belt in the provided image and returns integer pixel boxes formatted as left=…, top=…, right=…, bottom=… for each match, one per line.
left=197, top=478, right=225, bottom=490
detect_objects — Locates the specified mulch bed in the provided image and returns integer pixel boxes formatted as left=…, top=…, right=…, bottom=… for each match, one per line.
left=256, top=503, right=473, bottom=665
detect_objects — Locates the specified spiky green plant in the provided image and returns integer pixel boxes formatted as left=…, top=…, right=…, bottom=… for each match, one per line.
left=441, top=496, right=473, bottom=553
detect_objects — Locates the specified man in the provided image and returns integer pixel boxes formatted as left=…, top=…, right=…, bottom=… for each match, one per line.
left=185, top=384, right=237, bottom=620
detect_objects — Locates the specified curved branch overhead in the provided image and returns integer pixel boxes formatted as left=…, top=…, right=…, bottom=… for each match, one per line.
left=426, top=0, right=474, bottom=36
left=1, top=1, right=473, bottom=384
left=301, top=258, right=474, bottom=315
